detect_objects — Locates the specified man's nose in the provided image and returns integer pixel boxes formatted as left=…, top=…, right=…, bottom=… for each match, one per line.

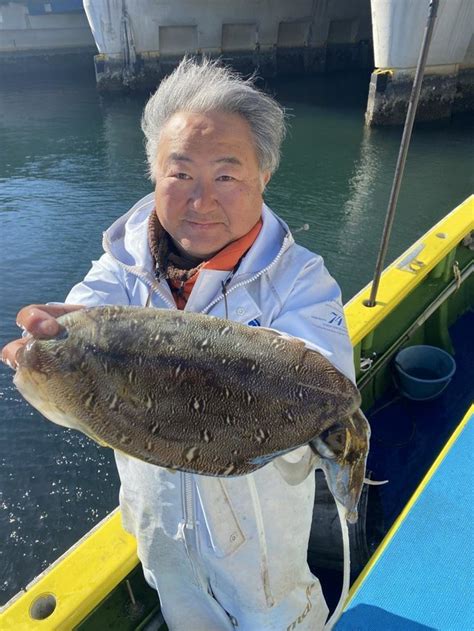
left=189, top=180, right=216, bottom=212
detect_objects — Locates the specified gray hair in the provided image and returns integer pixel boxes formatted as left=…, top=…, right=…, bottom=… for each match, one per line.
left=141, top=57, right=286, bottom=181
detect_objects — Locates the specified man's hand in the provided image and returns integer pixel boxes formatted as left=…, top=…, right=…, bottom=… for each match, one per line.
left=1, top=304, right=84, bottom=370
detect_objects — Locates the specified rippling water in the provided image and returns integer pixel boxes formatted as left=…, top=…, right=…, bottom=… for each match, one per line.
left=0, top=68, right=472, bottom=604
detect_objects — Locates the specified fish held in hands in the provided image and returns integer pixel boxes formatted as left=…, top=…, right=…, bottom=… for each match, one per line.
left=13, top=306, right=370, bottom=522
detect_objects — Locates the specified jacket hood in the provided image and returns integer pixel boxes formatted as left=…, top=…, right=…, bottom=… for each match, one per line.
left=102, top=193, right=295, bottom=281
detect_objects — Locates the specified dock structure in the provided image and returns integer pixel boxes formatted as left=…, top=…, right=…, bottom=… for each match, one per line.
left=0, top=0, right=96, bottom=73
left=83, top=0, right=373, bottom=90
left=1, top=1, right=472, bottom=124
left=82, top=0, right=473, bottom=123
left=366, top=0, right=474, bottom=125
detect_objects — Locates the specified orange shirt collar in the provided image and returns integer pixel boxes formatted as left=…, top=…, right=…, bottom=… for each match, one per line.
left=202, top=219, right=262, bottom=272
left=170, top=219, right=263, bottom=308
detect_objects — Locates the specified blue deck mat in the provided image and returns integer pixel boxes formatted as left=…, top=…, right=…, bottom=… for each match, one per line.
left=336, top=411, right=473, bottom=631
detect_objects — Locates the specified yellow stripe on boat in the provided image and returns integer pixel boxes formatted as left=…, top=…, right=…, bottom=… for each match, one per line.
left=345, top=195, right=473, bottom=346
left=344, top=402, right=474, bottom=607
left=0, top=509, right=138, bottom=630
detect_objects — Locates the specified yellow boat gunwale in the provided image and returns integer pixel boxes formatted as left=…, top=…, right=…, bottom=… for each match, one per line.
left=345, top=195, right=473, bottom=347
left=0, top=508, right=137, bottom=629
left=1, top=195, right=472, bottom=629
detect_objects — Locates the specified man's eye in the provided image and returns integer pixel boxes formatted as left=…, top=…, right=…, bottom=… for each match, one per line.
left=173, top=173, right=191, bottom=180
left=217, top=175, right=235, bottom=182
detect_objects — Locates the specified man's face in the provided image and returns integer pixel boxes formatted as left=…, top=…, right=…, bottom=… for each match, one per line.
left=154, top=110, right=271, bottom=259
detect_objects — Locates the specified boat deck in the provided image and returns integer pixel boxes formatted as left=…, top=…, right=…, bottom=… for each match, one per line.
left=367, top=309, right=474, bottom=532
left=315, top=309, right=474, bottom=613
left=337, top=402, right=473, bottom=630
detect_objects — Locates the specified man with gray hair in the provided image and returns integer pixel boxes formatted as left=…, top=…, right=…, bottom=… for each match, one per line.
left=3, top=57, right=355, bottom=630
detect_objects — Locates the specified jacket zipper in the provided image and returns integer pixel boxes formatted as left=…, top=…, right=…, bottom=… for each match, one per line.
left=201, top=234, right=290, bottom=314
left=104, top=230, right=291, bottom=315
left=180, top=472, right=208, bottom=590
left=102, top=232, right=177, bottom=310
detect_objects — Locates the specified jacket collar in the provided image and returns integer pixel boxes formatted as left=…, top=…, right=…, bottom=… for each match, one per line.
left=102, top=193, right=294, bottom=284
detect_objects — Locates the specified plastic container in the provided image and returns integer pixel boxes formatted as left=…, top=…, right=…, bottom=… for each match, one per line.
left=394, top=345, right=456, bottom=401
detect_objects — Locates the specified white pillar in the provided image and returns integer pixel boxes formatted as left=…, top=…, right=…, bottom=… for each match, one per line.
left=366, top=0, right=474, bottom=125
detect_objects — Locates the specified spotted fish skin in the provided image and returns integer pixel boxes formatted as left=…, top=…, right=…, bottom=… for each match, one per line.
left=14, top=306, right=367, bottom=512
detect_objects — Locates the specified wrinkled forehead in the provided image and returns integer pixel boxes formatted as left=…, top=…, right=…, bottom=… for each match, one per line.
left=158, top=110, right=260, bottom=165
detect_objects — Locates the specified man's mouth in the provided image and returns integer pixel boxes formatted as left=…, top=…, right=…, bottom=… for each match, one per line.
left=186, top=220, right=221, bottom=229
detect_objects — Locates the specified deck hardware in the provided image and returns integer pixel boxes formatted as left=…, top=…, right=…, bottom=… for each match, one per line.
left=360, top=356, right=375, bottom=372
left=366, top=0, right=439, bottom=307
left=462, top=231, right=473, bottom=250
left=30, top=593, right=57, bottom=620
left=358, top=262, right=473, bottom=391
left=409, top=259, right=425, bottom=272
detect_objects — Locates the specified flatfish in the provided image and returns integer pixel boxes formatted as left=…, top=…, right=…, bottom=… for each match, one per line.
left=14, top=306, right=370, bottom=522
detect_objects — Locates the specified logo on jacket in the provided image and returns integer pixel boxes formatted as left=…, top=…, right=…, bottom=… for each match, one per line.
left=311, top=304, right=347, bottom=336
left=247, top=319, right=261, bottom=327
left=328, top=312, right=344, bottom=327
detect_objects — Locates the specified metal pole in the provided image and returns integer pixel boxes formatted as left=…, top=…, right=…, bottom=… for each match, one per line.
left=366, top=0, right=439, bottom=307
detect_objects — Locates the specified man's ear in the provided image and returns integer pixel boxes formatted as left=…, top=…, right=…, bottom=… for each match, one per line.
left=261, top=171, right=271, bottom=192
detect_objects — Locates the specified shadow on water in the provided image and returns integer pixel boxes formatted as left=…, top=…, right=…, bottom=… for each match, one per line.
left=336, top=604, right=437, bottom=630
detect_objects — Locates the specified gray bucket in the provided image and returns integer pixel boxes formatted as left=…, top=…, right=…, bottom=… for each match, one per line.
left=394, top=345, right=456, bottom=401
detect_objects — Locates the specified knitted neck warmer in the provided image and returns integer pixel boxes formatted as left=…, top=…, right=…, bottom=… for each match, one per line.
left=147, top=211, right=205, bottom=282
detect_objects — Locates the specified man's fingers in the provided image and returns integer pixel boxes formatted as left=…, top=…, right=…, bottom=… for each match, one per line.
left=1, top=304, right=85, bottom=370
left=1, top=339, right=28, bottom=370
left=16, top=304, right=84, bottom=338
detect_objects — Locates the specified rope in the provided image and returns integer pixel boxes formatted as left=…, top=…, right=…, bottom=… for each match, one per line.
left=453, top=261, right=461, bottom=291
left=323, top=499, right=351, bottom=630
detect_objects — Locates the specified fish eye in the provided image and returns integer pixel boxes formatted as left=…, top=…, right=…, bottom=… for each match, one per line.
left=314, top=424, right=349, bottom=459
left=324, top=429, right=347, bottom=453
left=311, top=436, right=337, bottom=460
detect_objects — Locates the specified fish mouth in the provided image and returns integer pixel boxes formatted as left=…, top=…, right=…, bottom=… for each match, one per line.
left=310, top=411, right=370, bottom=524
left=317, top=458, right=365, bottom=523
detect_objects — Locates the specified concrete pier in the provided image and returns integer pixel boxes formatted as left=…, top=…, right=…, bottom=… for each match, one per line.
left=83, top=0, right=373, bottom=91
left=0, top=1, right=96, bottom=75
left=366, top=0, right=474, bottom=125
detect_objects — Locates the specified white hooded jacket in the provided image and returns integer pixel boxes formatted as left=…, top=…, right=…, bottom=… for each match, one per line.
left=66, top=193, right=355, bottom=631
